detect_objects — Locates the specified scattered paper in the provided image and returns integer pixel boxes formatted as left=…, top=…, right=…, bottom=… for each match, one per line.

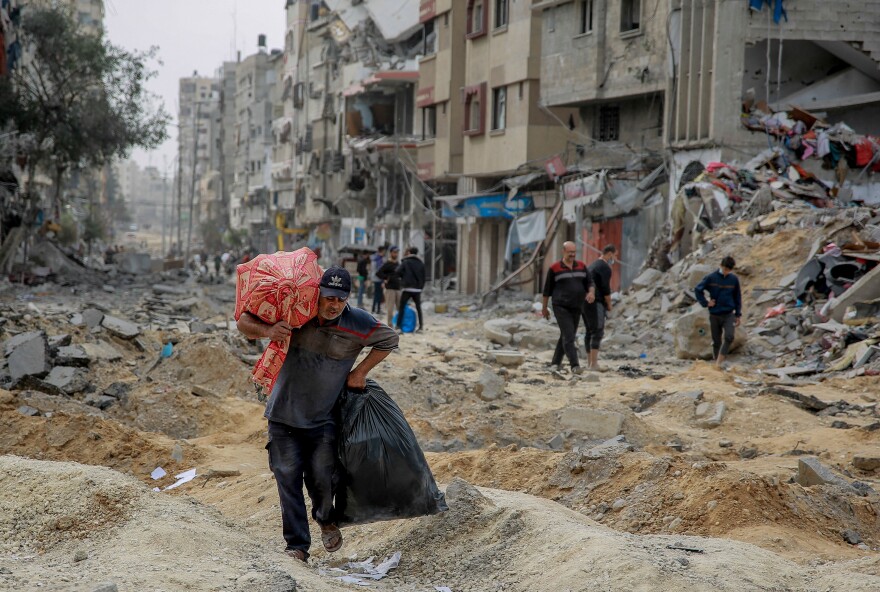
left=150, top=467, right=167, bottom=480
left=163, top=468, right=197, bottom=490
left=435, top=587, right=453, bottom=592
left=320, top=552, right=402, bottom=586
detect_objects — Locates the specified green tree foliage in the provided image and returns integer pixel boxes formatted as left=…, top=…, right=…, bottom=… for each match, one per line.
left=0, top=5, right=169, bottom=215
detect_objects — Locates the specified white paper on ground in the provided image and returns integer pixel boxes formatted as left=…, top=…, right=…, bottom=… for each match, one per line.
left=163, top=468, right=197, bottom=490
left=150, top=467, right=167, bottom=480
left=435, top=587, right=453, bottom=592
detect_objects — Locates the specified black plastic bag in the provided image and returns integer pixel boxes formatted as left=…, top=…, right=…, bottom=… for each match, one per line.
left=334, top=379, right=448, bottom=526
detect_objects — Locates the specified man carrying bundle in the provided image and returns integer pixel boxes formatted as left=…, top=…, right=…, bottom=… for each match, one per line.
left=236, top=266, right=399, bottom=562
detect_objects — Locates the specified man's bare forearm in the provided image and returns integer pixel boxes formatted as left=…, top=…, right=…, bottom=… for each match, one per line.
left=237, top=312, right=269, bottom=340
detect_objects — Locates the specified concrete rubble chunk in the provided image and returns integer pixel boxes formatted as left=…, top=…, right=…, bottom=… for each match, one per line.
left=582, top=435, right=634, bottom=459
left=685, top=264, right=716, bottom=291
left=483, top=318, right=558, bottom=349
left=54, top=345, right=92, bottom=367
left=189, top=321, right=214, bottom=334
left=696, top=402, right=726, bottom=428
left=829, top=263, right=880, bottom=322
left=17, top=405, right=40, bottom=417
left=473, top=367, right=505, bottom=402
left=546, top=433, right=564, bottom=450
left=80, top=341, right=123, bottom=362
left=492, top=350, right=525, bottom=367
left=842, top=529, right=862, bottom=545
left=8, top=332, right=50, bottom=381
left=3, top=330, right=43, bottom=356
left=632, top=268, right=664, bottom=290
left=853, top=456, right=880, bottom=471
left=84, top=393, right=116, bottom=410
left=47, top=334, right=72, bottom=348
left=796, top=457, right=852, bottom=489
left=152, top=284, right=189, bottom=296
left=634, top=288, right=655, bottom=305
left=44, top=366, right=88, bottom=394
left=674, top=307, right=746, bottom=360
left=101, top=315, right=141, bottom=339
left=81, top=308, right=105, bottom=329
left=91, top=583, right=119, bottom=592
left=560, top=407, right=625, bottom=439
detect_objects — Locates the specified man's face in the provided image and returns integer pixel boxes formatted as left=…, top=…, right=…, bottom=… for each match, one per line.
left=389, top=250, right=399, bottom=261
left=318, top=295, right=348, bottom=321
left=563, top=246, right=576, bottom=264
left=720, top=266, right=732, bottom=276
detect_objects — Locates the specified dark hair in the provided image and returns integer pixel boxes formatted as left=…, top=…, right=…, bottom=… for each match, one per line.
left=408, top=246, right=419, bottom=256
left=721, top=255, right=736, bottom=269
left=377, top=246, right=386, bottom=252
left=602, top=244, right=617, bottom=255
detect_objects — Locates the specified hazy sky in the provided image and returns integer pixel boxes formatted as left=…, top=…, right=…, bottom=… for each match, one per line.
left=105, top=0, right=287, bottom=172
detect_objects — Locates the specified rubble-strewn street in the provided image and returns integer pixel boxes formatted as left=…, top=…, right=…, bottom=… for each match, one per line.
left=2, top=205, right=879, bottom=591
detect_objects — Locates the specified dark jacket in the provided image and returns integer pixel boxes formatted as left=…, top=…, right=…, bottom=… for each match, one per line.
left=542, top=260, right=593, bottom=310
left=356, top=256, right=369, bottom=278
left=695, top=270, right=742, bottom=316
left=376, top=260, right=402, bottom=290
left=589, top=258, right=613, bottom=305
left=398, top=255, right=426, bottom=290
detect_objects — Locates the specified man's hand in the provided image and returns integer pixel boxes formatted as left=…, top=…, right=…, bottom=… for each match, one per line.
left=542, top=307, right=550, bottom=320
left=346, top=369, right=367, bottom=390
left=708, top=299, right=716, bottom=308
left=735, top=316, right=741, bottom=327
left=265, top=320, right=292, bottom=342
left=586, top=292, right=596, bottom=304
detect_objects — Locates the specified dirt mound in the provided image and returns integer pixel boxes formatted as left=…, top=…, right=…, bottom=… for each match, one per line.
left=0, top=456, right=299, bottom=592
left=0, top=390, right=201, bottom=478
left=155, top=334, right=254, bottom=398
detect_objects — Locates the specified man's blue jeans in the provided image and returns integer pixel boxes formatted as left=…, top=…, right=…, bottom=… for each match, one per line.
left=356, top=276, right=367, bottom=308
left=266, top=420, right=338, bottom=558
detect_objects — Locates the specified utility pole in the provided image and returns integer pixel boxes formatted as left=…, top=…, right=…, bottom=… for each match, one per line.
left=161, top=156, right=169, bottom=257
left=176, top=122, right=184, bottom=256
left=185, top=101, right=202, bottom=265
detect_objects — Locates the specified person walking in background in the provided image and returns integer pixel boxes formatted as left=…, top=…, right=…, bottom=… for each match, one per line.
left=397, top=246, right=426, bottom=333
left=356, top=252, right=370, bottom=309
left=371, top=245, right=386, bottom=315
left=376, top=245, right=402, bottom=327
left=542, top=241, right=595, bottom=374
left=582, top=245, right=616, bottom=371
left=235, top=267, right=399, bottom=563
left=695, top=255, right=743, bottom=368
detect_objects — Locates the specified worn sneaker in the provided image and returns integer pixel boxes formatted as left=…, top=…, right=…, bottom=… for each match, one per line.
left=572, top=366, right=584, bottom=375
left=285, top=549, right=307, bottom=562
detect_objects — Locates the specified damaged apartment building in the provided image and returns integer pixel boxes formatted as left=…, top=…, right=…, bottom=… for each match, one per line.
left=272, top=0, right=434, bottom=261
left=530, top=0, right=880, bottom=290
left=418, top=0, right=576, bottom=294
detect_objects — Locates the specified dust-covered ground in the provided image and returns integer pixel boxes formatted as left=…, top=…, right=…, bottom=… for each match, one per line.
left=1, top=220, right=879, bottom=591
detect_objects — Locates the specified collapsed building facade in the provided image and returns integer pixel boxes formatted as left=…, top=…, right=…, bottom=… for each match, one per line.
left=270, top=0, right=432, bottom=264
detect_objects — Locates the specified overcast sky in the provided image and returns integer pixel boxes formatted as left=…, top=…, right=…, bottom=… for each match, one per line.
left=105, top=0, right=286, bottom=172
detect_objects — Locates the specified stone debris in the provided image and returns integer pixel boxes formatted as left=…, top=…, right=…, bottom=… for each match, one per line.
left=7, top=331, right=50, bottom=381
left=16, top=405, right=40, bottom=416
left=54, top=345, right=92, bottom=367
left=853, top=456, right=880, bottom=472
left=492, top=350, right=525, bottom=367
left=44, top=366, right=88, bottom=394
left=559, top=407, right=624, bottom=440
left=695, top=401, right=726, bottom=429
left=473, top=367, right=505, bottom=402
left=81, top=308, right=105, bottom=329
left=101, top=315, right=141, bottom=339
left=795, top=457, right=853, bottom=490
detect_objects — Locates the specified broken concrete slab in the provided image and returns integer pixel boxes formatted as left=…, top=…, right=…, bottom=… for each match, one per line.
left=559, top=407, right=625, bottom=440
left=546, top=433, right=564, bottom=450
left=473, top=367, right=505, bottom=402
left=17, top=405, right=40, bottom=417
left=484, top=318, right=558, bottom=350
left=673, top=307, right=746, bottom=360
left=632, top=268, right=664, bottom=290
left=830, top=263, right=880, bottom=322
left=152, top=284, right=189, bottom=296
left=47, top=334, right=72, bottom=349
left=3, top=330, right=43, bottom=356
left=44, top=366, right=88, bottom=394
left=81, top=308, right=105, bottom=329
left=685, top=264, right=716, bottom=291
left=80, top=340, right=123, bottom=362
left=761, top=386, right=830, bottom=412
left=189, top=321, right=214, bottom=334
left=84, top=393, right=116, bottom=410
left=696, top=402, right=726, bottom=428
left=796, top=457, right=852, bottom=489
left=102, top=382, right=132, bottom=403
left=582, top=435, right=634, bottom=459
left=101, top=315, right=141, bottom=339
left=54, top=345, right=92, bottom=367
left=484, top=319, right=513, bottom=346
left=492, top=350, right=525, bottom=367
left=8, top=332, right=50, bottom=381
left=634, top=288, right=656, bottom=306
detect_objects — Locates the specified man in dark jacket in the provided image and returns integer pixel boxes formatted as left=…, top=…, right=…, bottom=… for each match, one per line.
left=582, top=244, right=616, bottom=370
left=356, top=253, right=370, bottom=308
left=397, top=246, right=427, bottom=332
left=695, top=255, right=743, bottom=368
left=542, top=241, right=595, bottom=374
left=370, top=246, right=386, bottom=315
